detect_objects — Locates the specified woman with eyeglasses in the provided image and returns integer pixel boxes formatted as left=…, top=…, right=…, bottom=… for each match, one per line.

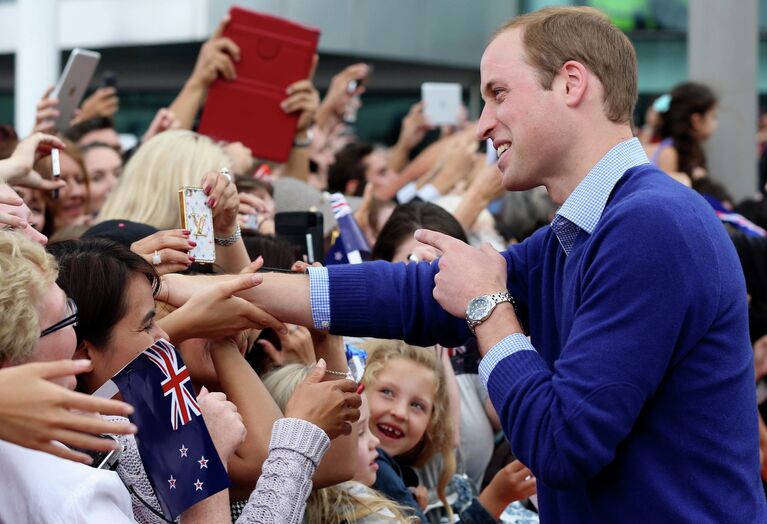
left=0, top=231, right=138, bottom=521
left=48, top=237, right=361, bottom=523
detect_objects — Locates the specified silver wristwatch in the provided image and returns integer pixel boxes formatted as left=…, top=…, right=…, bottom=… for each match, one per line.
left=465, top=291, right=514, bottom=334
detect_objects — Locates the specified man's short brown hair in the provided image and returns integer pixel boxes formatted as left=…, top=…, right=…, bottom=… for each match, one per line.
left=495, top=6, right=637, bottom=124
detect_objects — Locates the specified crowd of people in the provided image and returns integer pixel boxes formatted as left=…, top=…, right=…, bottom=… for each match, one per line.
left=1, top=5, right=766, bottom=523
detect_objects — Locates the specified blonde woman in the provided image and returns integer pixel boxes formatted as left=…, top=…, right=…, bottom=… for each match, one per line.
left=98, top=130, right=249, bottom=273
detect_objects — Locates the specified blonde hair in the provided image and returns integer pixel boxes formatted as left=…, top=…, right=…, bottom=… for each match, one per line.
left=97, top=130, right=231, bottom=230
left=262, top=363, right=414, bottom=524
left=360, top=340, right=456, bottom=519
left=496, top=6, right=637, bottom=124
left=0, top=232, right=58, bottom=364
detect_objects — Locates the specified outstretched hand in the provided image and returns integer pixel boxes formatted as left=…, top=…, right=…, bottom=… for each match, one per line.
left=0, top=360, right=137, bottom=465
left=285, top=359, right=361, bottom=439
left=414, top=228, right=508, bottom=318
left=188, top=15, right=241, bottom=90
left=164, top=269, right=286, bottom=342
left=2, top=133, right=67, bottom=190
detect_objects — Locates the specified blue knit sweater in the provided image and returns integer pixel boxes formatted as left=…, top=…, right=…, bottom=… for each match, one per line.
left=326, top=165, right=766, bottom=523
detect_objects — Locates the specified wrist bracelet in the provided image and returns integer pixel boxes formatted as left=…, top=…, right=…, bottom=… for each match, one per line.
left=324, top=367, right=353, bottom=380
left=214, top=224, right=241, bottom=246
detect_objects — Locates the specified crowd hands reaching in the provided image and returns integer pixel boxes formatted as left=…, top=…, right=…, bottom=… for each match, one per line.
left=2, top=9, right=767, bottom=524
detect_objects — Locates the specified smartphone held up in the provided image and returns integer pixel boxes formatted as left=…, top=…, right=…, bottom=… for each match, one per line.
left=178, top=187, right=216, bottom=264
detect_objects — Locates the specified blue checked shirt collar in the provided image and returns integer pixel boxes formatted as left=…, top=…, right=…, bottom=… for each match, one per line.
left=551, top=138, right=649, bottom=254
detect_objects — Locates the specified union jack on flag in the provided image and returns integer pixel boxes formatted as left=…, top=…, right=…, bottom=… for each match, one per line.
left=144, top=339, right=201, bottom=430
left=111, top=338, right=229, bottom=519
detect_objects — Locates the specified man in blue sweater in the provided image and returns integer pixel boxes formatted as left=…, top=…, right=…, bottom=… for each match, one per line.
left=245, top=6, right=766, bottom=522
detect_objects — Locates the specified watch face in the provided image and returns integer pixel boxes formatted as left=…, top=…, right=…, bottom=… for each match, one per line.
left=467, top=296, right=492, bottom=321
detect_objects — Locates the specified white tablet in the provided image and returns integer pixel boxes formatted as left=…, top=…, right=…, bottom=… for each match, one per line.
left=52, top=48, right=101, bottom=131
left=421, top=82, right=462, bottom=126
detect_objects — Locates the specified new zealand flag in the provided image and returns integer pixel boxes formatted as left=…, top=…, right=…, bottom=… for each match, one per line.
left=112, top=339, right=229, bottom=520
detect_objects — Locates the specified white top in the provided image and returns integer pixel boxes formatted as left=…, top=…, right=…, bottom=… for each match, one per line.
left=0, top=439, right=135, bottom=523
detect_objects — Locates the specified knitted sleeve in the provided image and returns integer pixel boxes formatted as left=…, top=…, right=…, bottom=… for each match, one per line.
left=236, top=418, right=330, bottom=524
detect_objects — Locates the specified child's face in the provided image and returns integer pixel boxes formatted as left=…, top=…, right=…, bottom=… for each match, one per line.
left=353, top=394, right=380, bottom=486
left=367, top=358, right=435, bottom=458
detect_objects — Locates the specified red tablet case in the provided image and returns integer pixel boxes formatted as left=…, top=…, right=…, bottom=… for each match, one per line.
left=198, top=7, right=320, bottom=162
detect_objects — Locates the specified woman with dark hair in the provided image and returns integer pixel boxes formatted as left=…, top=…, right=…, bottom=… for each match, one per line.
left=645, top=82, right=718, bottom=183
left=48, top=237, right=361, bottom=523
left=372, top=201, right=468, bottom=263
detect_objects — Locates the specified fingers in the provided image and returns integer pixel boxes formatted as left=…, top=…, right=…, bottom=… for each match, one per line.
left=133, top=229, right=194, bottom=253
left=0, top=193, right=23, bottom=206
left=285, top=79, right=314, bottom=95
left=215, top=274, right=262, bottom=298
left=37, top=441, right=95, bottom=465
left=212, top=51, right=237, bottom=81
left=201, top=170, right=232, bottom=210
left=238, top=192, right=268, bottom=213
left=413, top=228, right=461, bottom=252
left=239, top=301, right=286, bottom=333
left=342, top=391, right=362, bottom=409
left=239, top=256, right=264, bottom=275
left=256, top=339, right=283, bottom=366
left=304, top=358, right=327, bottom=384
left=0, top=211, right=27, bottom=229
left=309, top=54, right=319, bottom=81
left=40, top=85, right=55, bottom=100
left=50, top=428, right=122, bottom=455
left=212, top=14, right=231, bottom=39
left=31, top=177, right=66, bottom=191
left=480, top=242, right=501, bottom=257
left=58, top=410, right=137, bottom=436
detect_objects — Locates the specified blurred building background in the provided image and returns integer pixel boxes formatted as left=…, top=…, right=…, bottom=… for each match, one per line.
left=0, top=0, right=763, bottom=197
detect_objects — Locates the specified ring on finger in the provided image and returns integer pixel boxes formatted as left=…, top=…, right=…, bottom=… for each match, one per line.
left=219, top=167, right=232, bottom=182
left=152, top=250, right=162, bottom=266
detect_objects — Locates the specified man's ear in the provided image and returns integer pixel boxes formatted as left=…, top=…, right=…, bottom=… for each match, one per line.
left=559, top=60, right=589, bottom=108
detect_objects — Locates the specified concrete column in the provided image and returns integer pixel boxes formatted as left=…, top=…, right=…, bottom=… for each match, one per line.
left=15, top=0, right=58, bottom=136
left=688, top=0, right=759, bottom=200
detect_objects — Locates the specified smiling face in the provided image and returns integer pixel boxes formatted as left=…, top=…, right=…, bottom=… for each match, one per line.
left=477, top=28, right=567, bottom=193
left=353, top=394, right=380, bottom=486
left=366, top=357, right=436, bottom=458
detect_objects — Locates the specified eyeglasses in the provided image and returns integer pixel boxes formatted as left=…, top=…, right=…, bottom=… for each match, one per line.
left=40, top=297, right=79, bottom=337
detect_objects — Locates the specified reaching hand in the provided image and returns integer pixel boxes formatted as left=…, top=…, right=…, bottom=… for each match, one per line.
left=478, top=460, right=537, bottom=518
left=285, top=359, right=361, bottom=439
left=257, top=324, right=316, bottom=367
left=282, top=76, right=320, bottom=134
left=169, top=271, right=286, bottom=341
left=76, top=87, right=119, bottom=123
left=32, top=86, right=60, bottom=134
left=317, top=63, right=369, bottom=124
left=200, top=170, right=239, bottom=238
left=396, top=102, right=430, bottom=151
left=188, top=16, right=241, bottom=90
left=130, top=229, right=196, bottom=275
left=142, top=108, right=181, bottom=143
left=0, top=360, right=137, bottom=465
left=2, top=133, right=66, bottom=190
left=197, top=387, right=246, bottom=465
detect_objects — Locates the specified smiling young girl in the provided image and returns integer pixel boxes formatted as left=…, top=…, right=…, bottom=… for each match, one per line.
left=263, top=362, right=413, bottom=523
left=361, top=340, right=456, bottom=520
